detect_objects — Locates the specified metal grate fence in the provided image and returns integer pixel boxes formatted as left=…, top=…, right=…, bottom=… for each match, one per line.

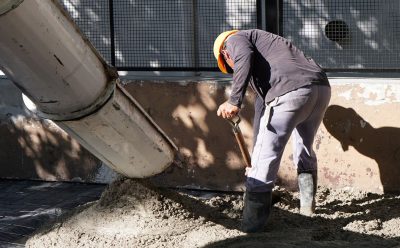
left=197, top=0, right=257, bottom=68
left=59, top=0, right=257, bottom=71
left=281, top=0, right=400, bottom=70
left=60, top=0, right=112, bottom=63
left=59, top=0, right=400, bottom=71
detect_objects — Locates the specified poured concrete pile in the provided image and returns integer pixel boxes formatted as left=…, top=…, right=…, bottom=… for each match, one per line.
left=26, top=178, right=400, bottom=247
left=25, top=178, right=243, bottom=247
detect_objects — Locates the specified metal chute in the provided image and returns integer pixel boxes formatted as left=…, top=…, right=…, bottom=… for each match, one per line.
left=0, top=0, right=177, bottom=178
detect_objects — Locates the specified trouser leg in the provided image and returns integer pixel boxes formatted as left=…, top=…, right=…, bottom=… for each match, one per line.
left=242, top=87, right=313, bottom=232
left=241, top=96, right=287, bottom=233
left=292, top=85, right=331, bottom=215
left=292, top=85, right=331, bottom=174
left=252, top=96, right=282, bottom=205
left=252, top=95, right=265, bottom=148
left=247, top=86, right=319, bottom=192
left=243, top=85, right=330, bottom=229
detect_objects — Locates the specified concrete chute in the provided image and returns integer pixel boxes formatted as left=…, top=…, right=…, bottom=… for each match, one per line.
left=0, top=0, right=177, bottom=178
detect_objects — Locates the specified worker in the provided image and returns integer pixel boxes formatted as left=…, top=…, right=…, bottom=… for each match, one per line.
left=213, top=29, right=331, bottom=233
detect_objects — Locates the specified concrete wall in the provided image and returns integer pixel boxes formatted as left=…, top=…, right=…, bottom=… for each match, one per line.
left=2, top=75, right=400, bottom=193
left=123, top=76, right=400, bottom=193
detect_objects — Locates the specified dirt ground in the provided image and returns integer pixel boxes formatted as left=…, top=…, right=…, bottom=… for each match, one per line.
left=26, top=178, right=400, bottom=248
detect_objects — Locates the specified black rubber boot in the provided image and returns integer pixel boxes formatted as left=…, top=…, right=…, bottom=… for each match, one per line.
left=241, top=191, right=272, bottom=233
left=298, top=172, right=317, bottom=216
left=271, top=191, right=282, bottom=205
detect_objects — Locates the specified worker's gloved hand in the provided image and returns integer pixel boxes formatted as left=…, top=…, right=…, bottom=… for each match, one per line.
left=217, top=101, right=240, bottom=119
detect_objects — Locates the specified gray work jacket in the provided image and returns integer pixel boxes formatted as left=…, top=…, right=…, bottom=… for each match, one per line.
left=225, top=29, right=330, bottom=106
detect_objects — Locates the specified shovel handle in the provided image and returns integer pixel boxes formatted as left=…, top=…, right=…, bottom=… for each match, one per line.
left=227, top=115, right=252, bottom=168
left=234, top=131, right=252, bottom=168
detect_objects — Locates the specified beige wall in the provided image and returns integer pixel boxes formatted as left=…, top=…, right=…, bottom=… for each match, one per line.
left=2, top=76, right=400, bottom=193
left=125, top=78, right=400, bottom=193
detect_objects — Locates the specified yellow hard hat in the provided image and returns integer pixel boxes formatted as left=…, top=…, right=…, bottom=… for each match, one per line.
left=213, top=30, right=238, bottom=74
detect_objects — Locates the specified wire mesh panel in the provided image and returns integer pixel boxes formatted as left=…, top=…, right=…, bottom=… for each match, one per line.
left=281, top=0, right=400, bottom=70
left=197, top=0, right=258, bottom=68
left=112, top=0, right=194, bottom=69
left=59, top=0, right=257, bottom=70
left=59, top=0, right=112, bottom=64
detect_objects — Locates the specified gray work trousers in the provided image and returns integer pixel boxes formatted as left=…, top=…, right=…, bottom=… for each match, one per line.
left=246, top=84, right=331, bottom=192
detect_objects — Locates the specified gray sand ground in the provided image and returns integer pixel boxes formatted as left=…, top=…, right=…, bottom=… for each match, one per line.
left=26, top=178, right=400, bottom=247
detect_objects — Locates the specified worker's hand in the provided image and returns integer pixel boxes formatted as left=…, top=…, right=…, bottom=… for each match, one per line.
left=217, top=101, right=240, bottom=119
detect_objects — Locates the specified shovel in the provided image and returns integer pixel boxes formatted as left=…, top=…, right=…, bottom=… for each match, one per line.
left=227, top=115, right=251, bottom=169
left=227, top=116, right=281, bottom=204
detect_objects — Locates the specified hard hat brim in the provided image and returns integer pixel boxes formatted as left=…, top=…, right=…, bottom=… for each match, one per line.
left=217, top=55, right=229, bottom=74
left=213, top=30, right=238, bottom=74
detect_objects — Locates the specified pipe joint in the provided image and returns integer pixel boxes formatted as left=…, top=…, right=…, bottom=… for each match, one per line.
left=23, top=79, right=117, bottom=121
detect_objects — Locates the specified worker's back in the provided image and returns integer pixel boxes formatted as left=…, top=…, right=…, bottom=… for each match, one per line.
left=227, top=29, right=329, bottom=102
